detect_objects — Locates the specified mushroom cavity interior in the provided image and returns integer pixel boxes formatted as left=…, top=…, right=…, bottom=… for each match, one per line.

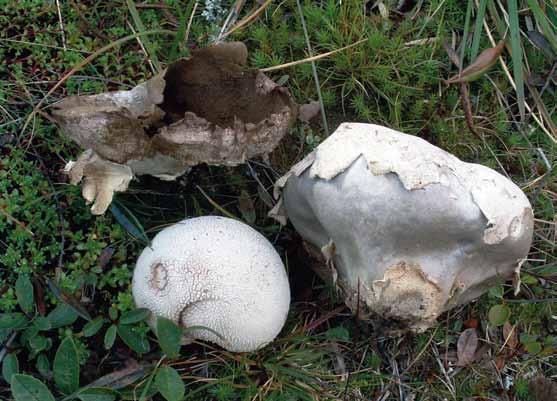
left=272, top=123, right=534, bottom=332
left=132, top=216, right=291, bottom=352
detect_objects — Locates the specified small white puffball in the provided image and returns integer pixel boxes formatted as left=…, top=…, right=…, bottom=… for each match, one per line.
left=132, top=216, right=291, bottom=352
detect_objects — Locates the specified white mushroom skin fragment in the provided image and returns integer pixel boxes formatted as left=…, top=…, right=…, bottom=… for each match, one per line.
left=132, top=216, right=291, bottom=352
left=64, top=149, right=133, bottom=215
left=275, top=123, right=533, bottom=331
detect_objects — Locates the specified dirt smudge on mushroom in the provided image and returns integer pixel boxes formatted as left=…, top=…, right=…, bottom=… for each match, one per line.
left=149, top=262, right=168, bottom=291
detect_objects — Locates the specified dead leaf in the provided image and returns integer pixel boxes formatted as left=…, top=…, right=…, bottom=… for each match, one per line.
left=503, top=321, right=519, bottom=350
left=473, top=344, right=490, bottom=362
left=442, top=40, right=461, bottom=69
left=529, top=376, right=557, bottom=401
left=446, top=41, right=506, bottom=84
left=494, top=354, right=506, bottom=371
left=527, top=31, right=556, bottom=61
left=98, top=246, right=115, bottom=270
left=298, top=100, right=321, bottom=123
left=442, top=41, right=481, bottom=139
left=33, top=278, right=46, bottom=316
left=457, top=328, right=478, bottom=366
left=86, top=360, right=150, bottom=390
left=463, top=318, right=479, bottom=329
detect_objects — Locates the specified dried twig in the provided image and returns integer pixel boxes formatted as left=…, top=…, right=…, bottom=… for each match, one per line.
left=55, top=0, right=67, bottom=51
left=295, top=0, right=329, bottom=135
left=261, top=39, right=367, bottom=72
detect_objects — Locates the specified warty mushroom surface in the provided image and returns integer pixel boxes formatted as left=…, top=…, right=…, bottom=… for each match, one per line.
left=132, top=216, right=291, bottom=352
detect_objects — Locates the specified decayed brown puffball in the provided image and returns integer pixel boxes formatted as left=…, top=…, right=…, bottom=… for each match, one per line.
left=53, top=42, right=297, bottom=214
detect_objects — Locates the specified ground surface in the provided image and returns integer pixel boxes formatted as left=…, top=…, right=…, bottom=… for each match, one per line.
left=0, top=1, right=556, bottom=400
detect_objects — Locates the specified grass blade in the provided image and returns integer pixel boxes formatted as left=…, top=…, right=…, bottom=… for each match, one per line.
left=460, top=0, right=474, bottom=67
left=508, top=0, right=525, bottom=120
left=169, top=1, right=195, bottom=62
left=295, top=0, right=329, bottom=135
left=527, top=0, right=557, bottom=53
left=109, top=202, right=149, bottom=245
left=470, top=0, right=488, bottom=60
left=125, top=0, right=161, bottom=72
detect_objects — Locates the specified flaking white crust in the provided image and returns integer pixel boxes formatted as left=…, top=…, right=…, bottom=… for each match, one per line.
left=275, top=123, right=533, bottom=245
left=132, top=216, right=290, bottom=352
left=271, top=123, right=534, bottom=331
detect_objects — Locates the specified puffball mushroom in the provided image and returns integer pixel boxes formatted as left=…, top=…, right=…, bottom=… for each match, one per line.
left=132, top=216, right=291, bottom=352
left=53, top=41, right=297, bottom=215
left=272, top=123, right=533, bottom=332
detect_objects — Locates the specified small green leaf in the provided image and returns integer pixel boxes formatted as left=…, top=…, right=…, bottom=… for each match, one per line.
left=520, top=333, right=539, bottom=344
left=156, top=317, right=182, bottom=359
left=36, top=354, right=50, bottom=378
left=488, top=304, right=510, bottom=326
left=488, top=285, right=504, bottom=299
left=33, top=316, right=51, bottom=331
left=324, top=326, right=350, bottom=342
left=524, top=341, right=542, bottom=354
left=104, top=325, right=117, bottom=350
left=0, top=313, right=28, bottom=330
left=83, top=317, right=105, bottom=337
left=47, top=304, right=78, bottom=329
left=20, top=325, right=39, bottom=344
left=10, top=374, right=56, bottom=401
left=28, top=336, right=48, bottom=353
left=155, top=366, right=185, bottom=401
left=76, top=387, right=118, bottom=401
left=15, top=275, right=34, bottom=314
left=117, top=324, right=150, bottom=354
left=2, top=353, right=19, bottom=383
left=108, top=307, right=118, bottom=321
left=54, top=337, right=80, bottom=394
left=120, top=308, right=150, bottom=325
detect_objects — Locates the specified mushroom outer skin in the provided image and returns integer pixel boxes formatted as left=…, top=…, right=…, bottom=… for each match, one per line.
left=272, top=123, right=533, bottom=332
left=132, top=216, right=291, bottom=352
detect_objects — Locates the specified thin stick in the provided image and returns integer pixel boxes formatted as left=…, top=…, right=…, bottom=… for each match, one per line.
left=185, top=2, right=199, bottom=46
left=55, top=0, right=67, bottom=51
left=127, top=21, right=156, bottom=74
left=217, top=0, right=246, bottom=42
left=0, top=207, right=34, bottom=236
left=295, top=0, right=329, bottom=135
left=220, top=0, right=273, bottom=40
left=261, top=38, right=367, bottom=72
left=196, top=185, right=238, bottom=220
